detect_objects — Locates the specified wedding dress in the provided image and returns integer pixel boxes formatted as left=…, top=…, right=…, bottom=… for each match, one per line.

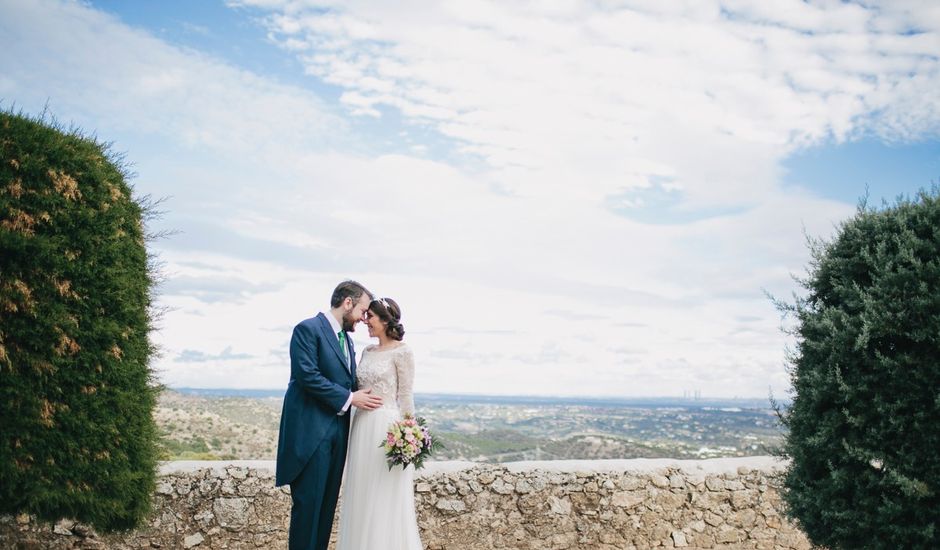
left=336, top=343, right=423, bottom=550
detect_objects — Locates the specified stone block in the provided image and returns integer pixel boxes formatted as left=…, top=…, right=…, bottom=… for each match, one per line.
left=236, top=477, right=261, bottom=497
left=731, top=508, right=756, bottom=528
left=434, top=499, right=467, bottom=514
left=716, top=525, right=742, bottom=544
left=671, top=530, right=688, bottom=547
left=703, top=512, right=723, bottom=527
left=619, top=476, right=645, bottom=491
left=491, top=479, right=514, bottom=495
left=183, top=533, right=204, bottom=548
left=549, top=496, right=572, bottom=515
left=730, top=490, right=752, bottom=510
left=213, top=498, right=250, bottom=529
left=649, top=474, right=670, bottom=488
left=52, top=519, right=74, bottom=536
left=725, top=479, right=746, bottom=491
left=704, top=477, right=724, bottom=491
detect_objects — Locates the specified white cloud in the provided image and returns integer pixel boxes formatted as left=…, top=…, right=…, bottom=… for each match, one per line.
left=239, top=0, right=940, bottom=207
left=0, top=0, right=344, bottom=161
left=2, top=0, right=933, bottom=397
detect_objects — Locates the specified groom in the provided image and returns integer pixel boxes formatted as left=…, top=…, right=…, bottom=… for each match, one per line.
left=276, top=280, right=384, bottom=550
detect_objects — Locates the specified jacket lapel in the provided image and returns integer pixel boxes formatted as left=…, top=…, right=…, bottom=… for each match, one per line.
left=317, top=313, right=349, bottom=369
left=349, top=338, right=357, bottom=382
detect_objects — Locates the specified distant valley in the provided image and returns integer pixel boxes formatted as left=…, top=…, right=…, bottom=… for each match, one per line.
left=157, top=389, right=784, bottom=462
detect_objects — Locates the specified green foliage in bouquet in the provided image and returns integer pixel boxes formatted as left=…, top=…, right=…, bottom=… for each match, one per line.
left=0, top=109, right=161, bottom=532
left=776, top=188, right=940, bottom=549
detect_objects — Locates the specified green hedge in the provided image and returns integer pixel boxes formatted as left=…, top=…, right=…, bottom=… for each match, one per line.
left=778, top=189, right=940, bottom=548
left=0, top=110, right=160, bottom=532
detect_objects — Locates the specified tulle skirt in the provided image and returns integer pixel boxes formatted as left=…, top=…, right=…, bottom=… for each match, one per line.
left=336, top=406, right=423, bottom=550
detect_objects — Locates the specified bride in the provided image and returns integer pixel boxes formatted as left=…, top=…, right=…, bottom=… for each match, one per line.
left=336, top=297, right=423, bottom=550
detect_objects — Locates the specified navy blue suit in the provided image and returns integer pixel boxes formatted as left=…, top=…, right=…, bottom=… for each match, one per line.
left=276, top=313, right=357, bottom=550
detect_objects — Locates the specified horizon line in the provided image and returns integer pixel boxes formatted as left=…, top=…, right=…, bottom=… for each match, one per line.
left=167, top=387, right=777, bottom=402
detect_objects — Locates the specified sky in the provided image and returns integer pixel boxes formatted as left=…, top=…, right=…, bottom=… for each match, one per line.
left=2, top=0, right=939, bottom=398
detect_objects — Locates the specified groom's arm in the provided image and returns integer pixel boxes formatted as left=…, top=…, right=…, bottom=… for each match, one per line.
left=290, top=324, right=350, bottom=413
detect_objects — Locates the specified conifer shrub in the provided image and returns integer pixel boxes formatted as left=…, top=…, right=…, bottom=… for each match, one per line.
left=0, top=110, right=160, bottom=531
left=778, top=189, right=940, bottom=548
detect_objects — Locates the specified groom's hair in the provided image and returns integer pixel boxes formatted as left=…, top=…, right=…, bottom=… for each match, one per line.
left=331, top=280, right=372, bottom=308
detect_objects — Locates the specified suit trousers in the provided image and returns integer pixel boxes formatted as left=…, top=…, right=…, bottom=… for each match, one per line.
left=289, top=419, right=349, bottom=550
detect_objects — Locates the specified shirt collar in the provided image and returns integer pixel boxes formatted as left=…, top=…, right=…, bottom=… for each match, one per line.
left=323, top=310, right=343, bottom=336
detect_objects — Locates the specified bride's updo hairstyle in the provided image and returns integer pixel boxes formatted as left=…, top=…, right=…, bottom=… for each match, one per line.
left=369, top=297, right=405, bottom=341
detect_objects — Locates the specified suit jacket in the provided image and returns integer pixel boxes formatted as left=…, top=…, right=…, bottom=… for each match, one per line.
left=275, top=312, right=357, bottom=486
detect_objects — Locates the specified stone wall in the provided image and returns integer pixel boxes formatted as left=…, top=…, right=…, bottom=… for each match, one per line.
left=1, top=457, right=810, bottom=549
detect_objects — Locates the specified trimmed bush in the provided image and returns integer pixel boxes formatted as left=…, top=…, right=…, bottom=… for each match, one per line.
left=778, top=189, right=940, bottom=549
left=0, top=110, right=160, bottom=531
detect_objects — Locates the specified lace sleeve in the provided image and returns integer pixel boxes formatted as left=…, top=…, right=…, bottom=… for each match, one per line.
left=396, top=345, right=416, bottom=417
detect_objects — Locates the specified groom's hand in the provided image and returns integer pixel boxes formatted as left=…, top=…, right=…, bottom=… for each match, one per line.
left=351, top=388, right=383, bottom=410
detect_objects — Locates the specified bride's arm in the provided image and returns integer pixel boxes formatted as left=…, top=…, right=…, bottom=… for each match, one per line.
left=396, top=346, right=416, bottom=417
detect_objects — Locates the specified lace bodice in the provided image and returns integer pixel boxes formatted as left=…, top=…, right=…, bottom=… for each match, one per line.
left=356, top=343, right=415, bottom=416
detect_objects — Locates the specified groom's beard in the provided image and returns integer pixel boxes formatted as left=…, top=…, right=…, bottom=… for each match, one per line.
left=342, top=311, right=358, bottom=332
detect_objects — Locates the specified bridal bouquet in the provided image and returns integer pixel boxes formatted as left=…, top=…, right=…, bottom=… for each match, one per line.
left=381, top=416, right=440, bottom=470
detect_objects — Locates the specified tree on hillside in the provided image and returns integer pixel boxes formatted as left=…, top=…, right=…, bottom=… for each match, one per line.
left=0, top=109, right=162, bottom=531
left=777, top=188, right=940, bottom=549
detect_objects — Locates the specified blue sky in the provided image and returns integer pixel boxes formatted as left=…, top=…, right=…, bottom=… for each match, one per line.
left=2, top=0, right=939, bottom=397
left=783, top=138, right=939, bottom=204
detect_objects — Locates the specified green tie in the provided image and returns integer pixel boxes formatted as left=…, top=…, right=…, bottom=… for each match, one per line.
left=338, top=331, right=348, bottom=364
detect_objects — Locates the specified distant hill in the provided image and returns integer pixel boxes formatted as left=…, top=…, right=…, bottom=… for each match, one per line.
left=158, top=389, right=783, bottom=462
left=171, top=387, right=776, bottom=409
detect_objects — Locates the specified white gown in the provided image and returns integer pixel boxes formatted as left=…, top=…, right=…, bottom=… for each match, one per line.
left=337, top=343, right=423, bottom=550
